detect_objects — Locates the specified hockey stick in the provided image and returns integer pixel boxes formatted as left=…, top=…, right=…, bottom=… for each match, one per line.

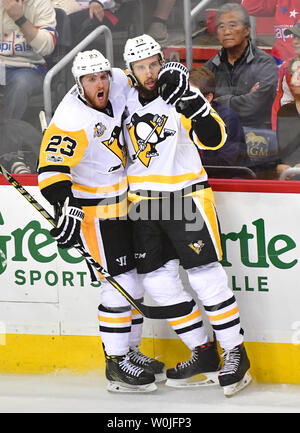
left=0, top=164, right=194, bottom=319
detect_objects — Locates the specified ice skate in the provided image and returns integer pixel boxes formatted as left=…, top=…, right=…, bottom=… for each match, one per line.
left=218, top=343, right=252, bottom=397
left=128, top=346, right=166, bottom=382
left=105, top=353, right=157, bottom=393
left=165, top=339, right=221, bottom=388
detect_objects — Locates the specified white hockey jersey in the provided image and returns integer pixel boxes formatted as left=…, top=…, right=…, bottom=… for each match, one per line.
left=123, top=86, right=227, bottom=196
left=38, top=68, right=129, bottom=218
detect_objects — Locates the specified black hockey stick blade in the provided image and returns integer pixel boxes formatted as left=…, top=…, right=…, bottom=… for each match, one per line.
left=0, top=164, right=194, bottom=319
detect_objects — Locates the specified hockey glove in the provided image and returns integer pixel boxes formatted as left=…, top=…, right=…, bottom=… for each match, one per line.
left=157, top=62, right=189, bottom=105
left=175, top=88, right=211, bottom=120
left=50, top=196, right=84, bottom=249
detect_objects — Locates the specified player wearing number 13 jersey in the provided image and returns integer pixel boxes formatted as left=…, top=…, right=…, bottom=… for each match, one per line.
left=123, top=34, right=251, bottom=396
left=38, top=50, right=165, bottom=393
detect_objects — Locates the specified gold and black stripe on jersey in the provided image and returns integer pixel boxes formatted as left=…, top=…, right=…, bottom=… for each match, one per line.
left=128, top=181, right=210, bottom=202
left=77, top=190, right=129, bottom=219
left=39, top=167, right=129, bottom=219
left=38, top=165, right=73, bottom=205
left=181, top=106, right=227, bottom=151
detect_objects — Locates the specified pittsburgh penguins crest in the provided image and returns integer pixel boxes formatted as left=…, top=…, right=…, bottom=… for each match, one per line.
left=102, top=125, right=127, bottom=171
left=189, top=240, right=205, bottom=255
left=126, top=113, right=175, bottom=167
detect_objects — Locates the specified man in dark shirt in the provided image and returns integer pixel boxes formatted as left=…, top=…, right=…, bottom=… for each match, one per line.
left=204, top=3, right=278, bottom=129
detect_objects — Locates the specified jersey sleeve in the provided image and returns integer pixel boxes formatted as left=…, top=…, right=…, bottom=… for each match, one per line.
left=38, top=122, right=89, bottom=204
left=180, top=106, right=227, bottom=151
left=241, top=0, right=276, bottom=16
left=29, top=0, right=57, bottom=57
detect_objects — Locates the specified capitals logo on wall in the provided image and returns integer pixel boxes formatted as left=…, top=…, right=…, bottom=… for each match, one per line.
left=126, top=113, right=175, bottom=167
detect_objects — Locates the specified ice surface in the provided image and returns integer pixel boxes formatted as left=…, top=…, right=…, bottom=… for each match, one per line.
left=0, top=372, right=299, bottom=413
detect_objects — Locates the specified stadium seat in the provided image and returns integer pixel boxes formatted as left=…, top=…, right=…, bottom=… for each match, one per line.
left=243, top=126, right=279, bottom=178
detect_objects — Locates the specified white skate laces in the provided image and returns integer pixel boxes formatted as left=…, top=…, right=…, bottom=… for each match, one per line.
left=175, top=349, right=198, bottom=370
left=219, top=347, right=240, bottom=375
left=129, top=348, right=153, bottom=366
left=119, top=355, right=144, bottom=377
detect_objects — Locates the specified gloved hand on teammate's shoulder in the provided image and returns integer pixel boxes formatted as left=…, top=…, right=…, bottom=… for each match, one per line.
left=157, top=62, right=189, bottom=105
left=175, top=86, right=211, bottom=120
left=50, top=196, right=84, bottom=249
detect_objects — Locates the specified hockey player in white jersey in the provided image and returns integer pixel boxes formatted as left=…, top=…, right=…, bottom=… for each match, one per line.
left=38, top=49, right=165, bottom=393
left=123, top=35, right=251, bottom=397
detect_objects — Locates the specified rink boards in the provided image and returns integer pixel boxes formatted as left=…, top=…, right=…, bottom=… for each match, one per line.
left=0, top=177, right=299, bottom=384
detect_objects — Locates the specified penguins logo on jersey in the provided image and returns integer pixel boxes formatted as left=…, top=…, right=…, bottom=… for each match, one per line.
left=102, top=125, right=127, bottom=171
left=126, top=113, right=175, bottom=167
left=94, top=122, right=106, bottom=138
left=188, top=240, right=205, bottom=255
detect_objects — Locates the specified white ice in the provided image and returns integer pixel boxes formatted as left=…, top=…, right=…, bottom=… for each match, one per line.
left=0, top=372, right=300, bottom=413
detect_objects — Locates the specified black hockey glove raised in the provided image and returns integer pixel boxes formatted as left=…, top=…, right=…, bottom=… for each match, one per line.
left=50, top=196, right=84, bottom=249
left=175, top=88, right=211, bottom=119
left=157, top=62, right=189, bottom=105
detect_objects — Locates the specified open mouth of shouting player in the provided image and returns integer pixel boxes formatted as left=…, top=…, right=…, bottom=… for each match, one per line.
left=80, top=71, right=110, bottom=110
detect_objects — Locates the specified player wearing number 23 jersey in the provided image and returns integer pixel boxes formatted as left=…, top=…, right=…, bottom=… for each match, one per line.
left=38, top=50, right=164, bottom=393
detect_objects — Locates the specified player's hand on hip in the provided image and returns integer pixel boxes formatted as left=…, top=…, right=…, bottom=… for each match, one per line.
left=157, top=62, right=189, bottom=105
left=50, top=196, right=84, bottom=249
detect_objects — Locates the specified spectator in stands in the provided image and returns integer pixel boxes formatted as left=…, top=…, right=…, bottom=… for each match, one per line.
left=204, top=3, right=278, bottom=129
left=189, top=66, right=249, bottom=168
left=52, top=0, right=119, bottom=47
left=0, top=0, right=57, bottom=121
left=271, top=22, right=300, bottom=130
left=276, top=56, right=300, bottom=179
left=147, top=0, right=176, bottom=44
left=0, top=119, right=42, bottom=174
left=241, top=0, right=299, bottom=65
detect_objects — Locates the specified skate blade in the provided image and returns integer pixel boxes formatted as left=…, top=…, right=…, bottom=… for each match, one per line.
left=107, top=381, right=157, bottom=393
left=155, top=371, right=167, bottom=383
left=165, top=372, right=219, bottom=388
left=223, top=371, right=252, bottom=397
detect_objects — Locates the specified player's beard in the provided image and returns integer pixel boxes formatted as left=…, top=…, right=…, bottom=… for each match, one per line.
left=137, top=82, right=158, bottom=100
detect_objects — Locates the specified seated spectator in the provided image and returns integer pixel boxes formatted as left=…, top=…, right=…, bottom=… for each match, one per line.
left=147, top=0, right=176, bottom=44
left=241, top=0, right=299, bottom=65
left=189, top=66, right=249, bottom=168
left=276, top=56, right=300, bottom=180
left=271, top=22, right=300, bottom=130
left=204, top=3, right=278, bottom=129
left=0, top=0, right=57, bottom=121
left=0, top=119, right=43, bottom=174
left=52, top=0, right=119, bottom=47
